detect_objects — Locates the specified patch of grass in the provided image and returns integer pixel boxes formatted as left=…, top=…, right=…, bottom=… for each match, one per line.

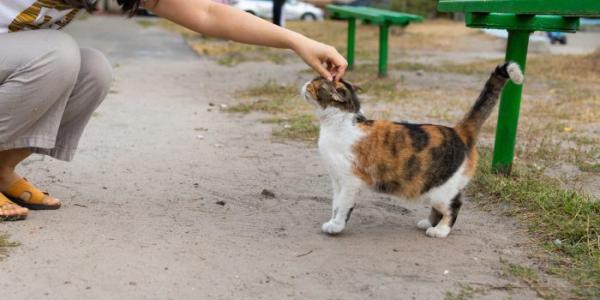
left=135, top=19, right=156, bottom=29
left=0, top=234, right=18, bottom=261
left=516, top=135, right=563, bottom=163
left=163, top=19, right=485, bottom=67
left=403, top=49, right=600, bottom=84
left=570, top=136, right=599, bottom=147
left=227, top=81, right=318, bottom=141
left=289, top=19, right=486, bottom=58
left=469, top=151, right=600, bottom=298
left=190, top=41, right=290, bottom=66
left=578, top=162, right=600, bottom=173
left=266, top=115, right=319, bottom=141
left=160, top=20, right=292, bottom=66
left=507, top=263, right=539, bottom=282
left=501, top=262, right=562, bottom=299
left=237, top=81, right=297, bottom=99
left=340, top=64, right=419, bottom=103
left=445, top=283, right=486, bottom=300
left=226, top=81, right=300, bottom=114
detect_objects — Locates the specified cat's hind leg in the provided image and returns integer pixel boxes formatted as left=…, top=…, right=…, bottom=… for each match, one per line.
left=322, top=178, right=361, bottom=235
left=425, top=192, right=462, bottom=238
left=417, top=208, right=443, bottom=230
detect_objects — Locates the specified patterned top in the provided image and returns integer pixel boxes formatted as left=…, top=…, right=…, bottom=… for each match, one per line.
left=0, top=0, right=81, bottom=34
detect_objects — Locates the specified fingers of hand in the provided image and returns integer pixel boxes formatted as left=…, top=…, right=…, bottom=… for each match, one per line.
left=317, top=64, right=333, bottom=81
left=326, top=48, right=347, bottom=81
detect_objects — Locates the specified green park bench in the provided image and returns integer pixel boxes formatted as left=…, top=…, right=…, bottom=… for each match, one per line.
left=326, top=5, right=423, bottom=77
left=438, top=0, right=600, bottom=174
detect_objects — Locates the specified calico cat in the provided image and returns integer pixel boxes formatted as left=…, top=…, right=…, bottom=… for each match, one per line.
left=301, top=62, right=523, bottom=238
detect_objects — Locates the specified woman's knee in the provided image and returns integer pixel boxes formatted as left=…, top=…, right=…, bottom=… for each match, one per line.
left=79, top=48, right=113, bottom=98
left=42, top=30, right=82, bottom=81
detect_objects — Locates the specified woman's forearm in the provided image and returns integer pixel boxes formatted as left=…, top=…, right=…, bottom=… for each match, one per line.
left=147, top=0, right=308, bottom=51
left=144, top=0, right=347, bottom=80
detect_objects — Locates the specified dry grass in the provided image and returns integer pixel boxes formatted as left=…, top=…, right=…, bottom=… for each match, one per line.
left=414, top=49, right=600, bottom=84
left=289, top=19, right=493, bottom=55
left=470, top=151, right=599, bottom=298
left=159, top=19, right=294, bottom=66
left=226, top=81, right=318, bottom=141
left=0, top=233, right=18, bottom=261
left=161, top=19, right=491, bottom=66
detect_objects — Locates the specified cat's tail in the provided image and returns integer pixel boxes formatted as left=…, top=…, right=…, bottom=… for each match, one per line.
left=455, top=62, right=524, bottom=148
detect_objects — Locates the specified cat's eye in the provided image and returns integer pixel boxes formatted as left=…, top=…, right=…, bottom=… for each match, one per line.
left=317, top=86, right=332, bottom=100
left=336, top=88, right=347, bottom=95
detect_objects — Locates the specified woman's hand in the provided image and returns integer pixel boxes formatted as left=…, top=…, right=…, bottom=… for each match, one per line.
left=149, top=0, right=347, bottom=81
left=291, top=37, right=348, bottom=81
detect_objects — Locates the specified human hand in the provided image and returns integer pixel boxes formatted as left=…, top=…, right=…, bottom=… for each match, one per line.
left=291, top=37, right=347, bottom=81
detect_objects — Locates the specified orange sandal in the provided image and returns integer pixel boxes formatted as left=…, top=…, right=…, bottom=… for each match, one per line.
left=0, top=193, right=28, bottom=221
left=4, top=178, right=61, bottom=210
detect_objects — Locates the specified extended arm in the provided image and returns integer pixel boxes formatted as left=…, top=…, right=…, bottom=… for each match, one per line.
left=145, top=0, right=347, bottom=80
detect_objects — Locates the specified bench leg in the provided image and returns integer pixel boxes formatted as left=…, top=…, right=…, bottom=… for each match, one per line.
left=492, top=30, right=531, bottom=174
left=378, top=22, right=389, bottom=78
left=347, top=18, right=356, bottom=71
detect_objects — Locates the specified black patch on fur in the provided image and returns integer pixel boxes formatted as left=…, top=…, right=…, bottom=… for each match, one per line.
left=388, top=131, right=406, bottom=157
left=470, top=84, right=498, bottom=119
left=357, top=118, right=374, bottom=126
left=314, top=78, right=362, bottom=113
left=338, top=79, right=361, bottom=113
left=375, top=180, right=401, bottom=193
left=449, top=193, right=462, bottom=227
left=429, top=208, right=443, bottom=227
left=405, top=155, right=421, bottom=180
left=495, top=62, right=510, bottom=78
left=421, top=126, right=467, bottom=193
left=397, top=123, right=429, bottom=152
left=354, top=113, right=372, bottom=124
left=383, top=129, right=392, bottom=147
left=345, top=206, right=355, bottom=223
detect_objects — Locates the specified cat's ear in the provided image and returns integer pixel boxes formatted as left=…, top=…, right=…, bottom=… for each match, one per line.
left=340, top=79, right=362, bottom=93
left=350, top=84, right=362, bottom=93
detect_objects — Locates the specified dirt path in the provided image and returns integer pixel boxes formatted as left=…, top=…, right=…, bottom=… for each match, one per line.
left=0, top=16, right=559, bottom=299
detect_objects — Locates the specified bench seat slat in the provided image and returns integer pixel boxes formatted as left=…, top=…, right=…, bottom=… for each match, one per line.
left=326, top=5, right=423, bottom=25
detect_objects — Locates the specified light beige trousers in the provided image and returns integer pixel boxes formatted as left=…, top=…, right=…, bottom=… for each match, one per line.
left=0, top=29, right=112, bottom=161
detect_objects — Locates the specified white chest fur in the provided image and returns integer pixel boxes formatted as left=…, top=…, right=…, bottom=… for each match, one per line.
left=317, top=109, right=365, bottom=173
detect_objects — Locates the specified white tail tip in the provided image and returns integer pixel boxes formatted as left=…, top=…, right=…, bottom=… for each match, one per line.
left=507, top=62, right=524, bottom=85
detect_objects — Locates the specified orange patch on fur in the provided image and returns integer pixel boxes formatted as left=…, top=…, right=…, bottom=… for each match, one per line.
left=352, top=121, right=473, bottom=199
left=465, top=149, right=478, bottom=177
left=306, top=82, right=317, bottom=98
left=352, top=121, right=430, bottom=198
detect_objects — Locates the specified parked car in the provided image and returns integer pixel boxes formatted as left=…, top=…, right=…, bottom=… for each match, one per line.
left=232, top=0, right=324, bottom=21
left=547, top=32, right=567, bottom=45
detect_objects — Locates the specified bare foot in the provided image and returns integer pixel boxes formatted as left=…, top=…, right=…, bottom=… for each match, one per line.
left=0, top=200, right=28, bottom=219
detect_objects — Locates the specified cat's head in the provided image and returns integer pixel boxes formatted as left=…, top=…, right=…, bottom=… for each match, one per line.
left=301, top=77, right=361, bottom=114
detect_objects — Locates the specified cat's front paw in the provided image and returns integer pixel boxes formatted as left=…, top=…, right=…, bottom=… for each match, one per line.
left=425, top=226, right=451, bottom=238
left=321, top=220, right=345, bottom=235
left=417, top=219, right=432, bottom=230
